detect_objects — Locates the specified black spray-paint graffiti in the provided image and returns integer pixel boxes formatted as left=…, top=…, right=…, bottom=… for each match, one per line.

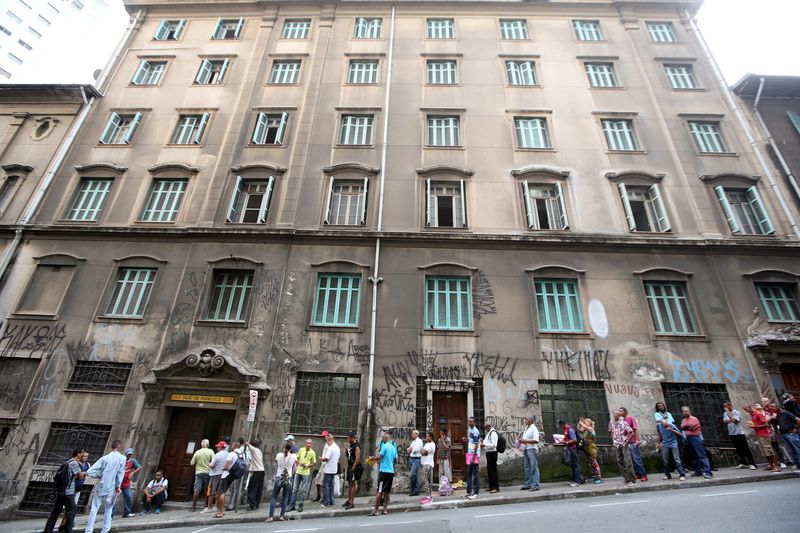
left=406, top=350, right=518, bottom=385
left=486, top=415, right=535, bottom=445
left=307, top=338, right=370, bottom=368
left=472, top=270, right=496, bottom=320
left=269, top=352, right=299, bottom=420
left=517, top=389, right=540, bottom=409
left=372, top=386, right=415, bottom=413
left=541, top=345, right=612, bottom=381
left=0, top=323, right=67, bottom=359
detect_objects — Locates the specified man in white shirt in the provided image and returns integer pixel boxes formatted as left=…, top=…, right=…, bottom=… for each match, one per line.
left=406, top=430, right=423, bottom=496
left=203, top=441, right=228, bottom=514
left=482, top=422, right=500, bottom=493
left=519, top=416, right=541, bottom=491
left=141, top=471, right=168, bottom=514
left=320, top=434, right=340, bottom=506
left=419, top=432, right=436, bottom=502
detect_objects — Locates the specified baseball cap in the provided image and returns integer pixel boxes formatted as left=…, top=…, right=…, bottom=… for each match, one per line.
left=284, top=435, right=295, bottom=441
left=125, top=448, right=134, bottom=455
left=215, top=441, right=227, bottom=448
left=320, top=430, right=330, bottom=437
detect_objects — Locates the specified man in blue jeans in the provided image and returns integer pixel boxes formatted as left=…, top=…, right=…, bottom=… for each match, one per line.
left=680, top=406, right=712, bottom=479
left=406, top=430, right=423, bottom=496
left=463, top=417, right=481, bottom=500
left=621, top=407, right=648, bottom=482
left=320, top=433, right=340, bottom=506
left=777, top=396, right=800, bottom=468
left=519, top=416, right=541, bottom=491
left=656, top=417, right=686, bottom=480
left=559, top=420, right=582, bottom=487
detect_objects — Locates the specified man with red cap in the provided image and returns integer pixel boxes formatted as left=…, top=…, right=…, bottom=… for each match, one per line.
left=201, top=441, right=229, bottom=514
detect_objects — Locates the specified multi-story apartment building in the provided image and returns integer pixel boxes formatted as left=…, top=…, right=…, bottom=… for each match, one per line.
left=1, top=0, right=799, bottom=513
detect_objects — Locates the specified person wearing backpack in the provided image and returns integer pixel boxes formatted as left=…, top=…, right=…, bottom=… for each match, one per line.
left=266, top=442, right=297, bottom=522
left=559, top=419, right=583, bottom=487
left=481, top=422, right=500, bottom=493
left=43, top=449, right=85, bottom=533
left=214, top=441, right=245, bottom=518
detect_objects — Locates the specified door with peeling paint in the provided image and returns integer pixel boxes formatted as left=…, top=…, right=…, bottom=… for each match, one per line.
left=433, top=391, right=467, bottom=481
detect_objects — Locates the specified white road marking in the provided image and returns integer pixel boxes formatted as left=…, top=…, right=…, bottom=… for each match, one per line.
left=589, top=499, right=649, bottom=507
left=699, top=490, right=758, bottom=497
left=475, top=510, right=538, bottom=518
left=191, top=527, right=215, bottom=533
left=274, top=529, right=322, bottom=533
left=359, top=520, right=422, bottom=526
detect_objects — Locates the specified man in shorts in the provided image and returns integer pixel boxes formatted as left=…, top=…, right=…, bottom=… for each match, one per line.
left=203, top=441, right=229, bottom=513
left=370, top=431, right=397, bottom=516
left=343, top=432, right=361, bottom=509
left=190, top=439, right=214, bottom=512
left=748, top=403, right=780, bottom=471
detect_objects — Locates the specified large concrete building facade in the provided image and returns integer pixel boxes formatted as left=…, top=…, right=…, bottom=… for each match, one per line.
left=1, top=0, right=799, bottom=514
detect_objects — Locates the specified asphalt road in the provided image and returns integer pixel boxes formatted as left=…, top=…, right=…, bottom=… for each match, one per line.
left=125, top=479, right=799, bottom=533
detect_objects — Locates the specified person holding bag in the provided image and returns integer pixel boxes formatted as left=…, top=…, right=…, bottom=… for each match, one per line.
left=266, top=443, right=297, bottom=523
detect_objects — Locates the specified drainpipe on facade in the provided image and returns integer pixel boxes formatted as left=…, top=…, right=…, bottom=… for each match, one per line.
left=365, top=4, right=396, bottom=441
left=752, top=77, right=800, bottom=204
left=686, top=11, right=800, bottom=240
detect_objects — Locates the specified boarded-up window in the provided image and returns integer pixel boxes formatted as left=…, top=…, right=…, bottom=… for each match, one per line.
left=16, top=264, right=75, bottom=316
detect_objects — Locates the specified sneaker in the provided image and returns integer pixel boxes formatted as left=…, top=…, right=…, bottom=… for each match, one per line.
left=640, top=475, right=648, bottom=482
left=749, top=465, right=757, bottom=470
left=662, top=475, right=671, bottom=480
left=679, top=476, right=686, bottom=481
left=780, top=463, right=787, bottom=469
left=568, top=482, right=579, bottom=488
left=626, top=482, right=636, bottom=487
left=593, top=479, right=603, bottom=484
left=155, top=508, right=160, bottom=514
left=530, top=487, right=540, bottom=491
left=703, top=474, right=711, bottom=479
left=463, top=493, right=473, bottom=499
left=467, top=494, right=478, bottom=500
left=737, top=464, right=747, bottom=469
left=520, top=486, right=530, bottom=490
left=124, top=513, right=135, bottom=518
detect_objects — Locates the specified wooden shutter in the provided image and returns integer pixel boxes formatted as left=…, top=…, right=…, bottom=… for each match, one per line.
left=226, top=176, right=243, bottom=222
left=555, top=182, right=569, bottom=229
left=212, top=17, right=223, bottom=39
left=123, top=112, right=142, bottom=144
left=251, top=112, right=267, bottom=144
left=132, top=61, right=148, bottom=85
left=746, top=186, right=775, bottom=234
left=649, top=184, right=671, bottom=232
left=360, top=177, right=369, bottom=225
left=521, top=181, right=534, bottom=228
left=258, top=176, right=275, bottom=224
left=323, top=176, right=334, bottom=224
left=714, top=185, right=742, bottom=234
left=193, top=113, right=209, bottom=144
left=154, top=19, right=169, bottom=40
left=459, top=179, right=467, bottom=227
left=218, top=58, right=230, bottom=83
left=275, top=112, right=288, bottom=144
left=425, top=178, right=432, bottom=226
left=99, top=113, right=120, bottom=144
left=195, top=60, right=212, bottom=84
left=173, top=19, right=186, bottom=39
left=234, top=17, right=245, bottom=39
left=617, top=182, right=636, bottom=231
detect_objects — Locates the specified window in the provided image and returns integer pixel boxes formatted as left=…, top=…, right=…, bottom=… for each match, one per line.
left=514, top=117, right=551, bottom=149
left=102, top=267, right=156, bottom=318
left=521, top=183, right=568, bottom=230
left=15, top=264, right=75, bottom=316
left=212, top=17, right=244, bottom=40
left=427, top=60, right=457, bottom=85
left=36, top=423, right=111, bottom=466
left=194, top=59, right=229, bottom=85
left=714, top=186, right=774, bottom=235
left=227, top=177, right=275, bottom=223
left=617, top=183, right=671, bottom=232
left=534, top=279, right=583, bottom=332
left=338, top=114, right=373, bottom=145
left=99, top=112, right=142, bottom=145
left=170, top=113, right=209, bottom=145
left=324, top=178, right=368, bottom=225
left=0, top=175, right=19, bottom=211
left=425, top=180, right=466, bottom=227
left=282, top=19, right=310, bottom=39
left=290, top=372, right=361, bottom=435
left=425, top=276, right=472, bottom=330
left=644, top=281, right=698, bottom=335
left=573, top=20, right=602, bottom=41
left=426, top=115, right=461, bottom=147
left=585, top=62, right=618, bottom=87
left=153, top=19, right=185, bottom=40
left=348, top=60, right=379, bottom=84
left=505, top=60, right=537, bottom=86
left=500, top=19, right=528, bottom=40
left=788, top=111, right=800, bottom=136
left=312, top=273, right=361, bottom=326
left=354, top=17, right=382, bottom=39
left=689, top=121, right=727, bottom=153
left=602, top=119, right=639, bottom=151
left=665, top=64, right=697, bottom=89
left=204, top=269, right=254, bottom=322
left=661, top=383, right=728, bottom=447
left=539, top=380, right=611, bottom=444
left=268, top=61, right=301, bottom=84
left=756, top=283, right=799, bottom=323
left=140, top=179, right=187, bottom=222
left=647, top=22, right=677, bottom=43
left=67, top=361, right=133, bottom=393
left=66, top=178, right=112, bottom=221
left=131, top=60, right=166, bottom=85
left=427, top=18, right=454, bottom=39
left=251, top=112, right=288, bottom=145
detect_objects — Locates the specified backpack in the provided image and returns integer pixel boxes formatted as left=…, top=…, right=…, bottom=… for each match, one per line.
left=53, top=461, right=73, bottom=494
left=575, top=431, right=586, bottom=451
left=494, top=430, right=507, bottom=453
left=228, top=456, right=247, bottom=480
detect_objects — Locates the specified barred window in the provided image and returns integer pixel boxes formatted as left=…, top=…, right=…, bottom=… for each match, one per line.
left=647, top=22, right=677, bottom=43
left=140, top=179, right=187, bottom=222
left=514, top=117, right=550, bottom=149
left=500, top=19, right=528, bottom=40
left=427, top=60, right=457, bottom=85
left=204, top=269, right=254, bottom=322
left=131, top=60, right=166, bottom=86
left=602, top=119, right=639, bottom=151
left=662, top=382, right=728, bottom=447
left=282, top=19, right=310, bottom=39
left=269, top=61, right=301, bottom=84
left=688, top=121, right=727, bottom=153
left=664, top=64, right=697, bottom=89
left=427, top=18, right=454, bottom=39
left=348, top=60, right=379, bottom=84
left=644, top=281, right=699, bottom=335
left=338, top=114, right=373, bottom=145
left=505, top=60, right=537, bottom=86
left=103, top=268, right=156, bottom=318
left=311, top=273, right=361, bottom=327
left=65, top=178, right=112, bottom=221
left=67, top=361, right=133, bottom=393
left=37, top=423, right=112, bottom=466
left=535, top=279, right=583, bottom=332
left=539, top=380, right=611, bottom=444
left=573, top=20, right=602, bottom=41
left=585, top=62, right=618, bottom=88
left=354, top=17, right=382, bottom=39
left=756, top=283, right=799, bottom=323
left=426, top=115, right=461, bottom=146
left=425, top=276, right=472, bottom=330
left=290, top=372, right=361, bottom=435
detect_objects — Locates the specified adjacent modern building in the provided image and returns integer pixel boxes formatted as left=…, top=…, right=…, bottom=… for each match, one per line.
left=0, top=0, right=799, bottom=515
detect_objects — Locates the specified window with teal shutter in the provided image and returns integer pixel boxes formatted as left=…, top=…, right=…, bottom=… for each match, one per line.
left=204, top=270, right=254, bottom=322
left=312, top=274, right=361, bottom=327
left=755, top=283, right=799, bottom=323
left=644, top=281, right=699, bottom=335
left=425, top=276, right=472, bottom=330
left=534, top=279, right=583, bottom=332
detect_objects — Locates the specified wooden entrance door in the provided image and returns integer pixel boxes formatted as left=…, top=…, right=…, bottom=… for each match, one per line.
left=432, top=391, right=467, bottom=481
left=780, top=362, right=800, bottom=397
left=158, top=407, right=234, bottom=501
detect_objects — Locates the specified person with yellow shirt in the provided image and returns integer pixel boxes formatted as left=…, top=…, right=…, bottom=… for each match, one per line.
left=287, top=439, right=316, bottom=513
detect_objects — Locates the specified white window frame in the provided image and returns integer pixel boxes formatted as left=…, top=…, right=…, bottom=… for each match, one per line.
left=194, top=58, right=229, bottom=85
left=140, top=179, right=188, bottom=223
left=664, top=64, right=697, bottom=89
left=514, top=117, right=551, bottom=149
left=573, top=20, right=603, bottom=41
left=427, top=18, right=454, bottom=39
left=521, top=182, right=569, bottom=230
left=170, top=113, right=209, bottom=145
left=585, top=62, right=619, bottom=88
left=500, top=19, right=528, bottom=40
left=269, top=61, right=301, bottom=84
left=505, top=60, right=537, bottom=86
left=323, top=177, right=369, bottom=225
left=153, top=19, right=185, bottom=41
left=99, top=112, right=142, bottom=145
left=347, top=60, right=379, bottom=84
left=425, top=179, right=467, bottom=228
left=647, top=22, right=677, bottom=43
left=226, top=176, right=275, bottom=224
left=65, top=178, right=113, bottom=221
left=426, top=115, right=461, bottom=147
left=602, top=119, right=639, bottom=151
left=338, top=114, right=374, bottom=145
left=714, top=185, right=774, bottom=235
left=617, top=182, right=671, bottom=232
left=131, top=59, right=166, bottom=86
left=212, top=17, right=244, bottom=40
left=282, top=19, right=310, bottom=39
left=426, top=60, right=458, bottom=85
left=354, top=17, right=382, bottom=39
left=689, top=121, right=727, bottom=153
left=251, top=112, right=288, bottom=145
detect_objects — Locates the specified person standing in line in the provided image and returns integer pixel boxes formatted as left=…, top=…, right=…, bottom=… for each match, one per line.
left=119, top=448, right=141, bottom=518
left=762, top=397, right=790, bottom=468
left=244, top=439, right=265, bottom=510
left=775, top=397, right=800, bottom=468
left=266, top=443, right=297, bottom=523
left=654, top=402, right=675, bottom=424
left=578, top=418, right=602, bottom=484
left=620, top=407, right=647, bottom=482
left=203, top=441, right=229, bottom=515
left=285, top=434, right=299, bottom=454
left=436, top=429, right=452, bottom=483
left=190, top=439, right=214, bottom=512
left=406, top=430, right=423, bottom=497
left=43, top=449, right=85, bottom=533
left=463, top=417, right=481, bottom=500
left=83, top=439, right=126, bottom=533
left=559, top=419, right=582, bottom=487
left=320, top=433, right=340, bottom=507
left=609, top=410, right=636, bottom=487
left=313, top=431, right=331, bottom=503
left=140, top=471, right=168, bottom=514
left=419, top=432, right=436, bottom=503
left=519, top=416, right=541, bottom=491
left=58, top=450, right=90, bottom=531
left=656, top=416, right=686, bottom=481
left=288, top=439, right=316, bottom=512
left=680, top=406, right=712, bottom=479
left=721, top=401, right=757, bottom=470
left=343, top=433, right=361, bottom=510
left=369, top=431, right=397, bottom=516
left=215, top=440, right=243, bottom=517
left=745, top=403, right=780, bottom=472
left=481, top=422, right=500, bottom=493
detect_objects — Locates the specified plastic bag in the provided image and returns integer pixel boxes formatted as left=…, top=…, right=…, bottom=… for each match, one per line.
left=439, top=475, right=454, bottom=496
left=333, top=474, right=341, bottom=497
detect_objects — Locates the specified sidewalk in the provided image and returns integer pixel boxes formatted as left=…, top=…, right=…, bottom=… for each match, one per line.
left=5, top=467, right=799, bottom=533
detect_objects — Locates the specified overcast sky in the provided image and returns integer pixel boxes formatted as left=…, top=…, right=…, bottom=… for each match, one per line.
left=13, top=0, right=800, bottom=85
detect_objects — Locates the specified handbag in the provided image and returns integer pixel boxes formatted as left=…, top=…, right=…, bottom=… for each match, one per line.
left=278, top=456, right=291, bottom=488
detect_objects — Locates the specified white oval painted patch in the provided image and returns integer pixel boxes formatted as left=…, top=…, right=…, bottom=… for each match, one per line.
left=588, top=299, right=608, bottom=338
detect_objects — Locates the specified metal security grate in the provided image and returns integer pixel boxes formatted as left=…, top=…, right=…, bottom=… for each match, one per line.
left=415, top=376, right=427, bottom=433
left=37, top=423, right=112, bottom=466
left=661, top=382, right=730, bottom=447
left=472, top=377, right=485, bottom=431
left=539, top=380, right=611, bottom=444
left=290, top=373, right=361, bottom=435
left=67, top=361, right=133, bottom=393
left=19, top=481, right=56, bottom=512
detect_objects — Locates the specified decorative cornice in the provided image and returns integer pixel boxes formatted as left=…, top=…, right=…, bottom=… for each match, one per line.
left=310, top=259, right=370, bottom=268
left=418, top=262, right=478, bottom=272
left=525, top=265, right=586, bottom=274
left=511, top=166, right=570, bottom=179
left=605, top=170, right=665, bottom=182
left=230, top=163, right=287, bottom=174
left=147, top=162, right=200, bottom=175
left=75, top=162, right=128, bottom=174
left=322, top=162, right=380, bottom=175
left=2, top=164, right=33, bottom=175
left=416, top=165, right=474, bottom=178
left=633, top=267, right=693, bottom=277
left=699, top=172, right=759, bottom=184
